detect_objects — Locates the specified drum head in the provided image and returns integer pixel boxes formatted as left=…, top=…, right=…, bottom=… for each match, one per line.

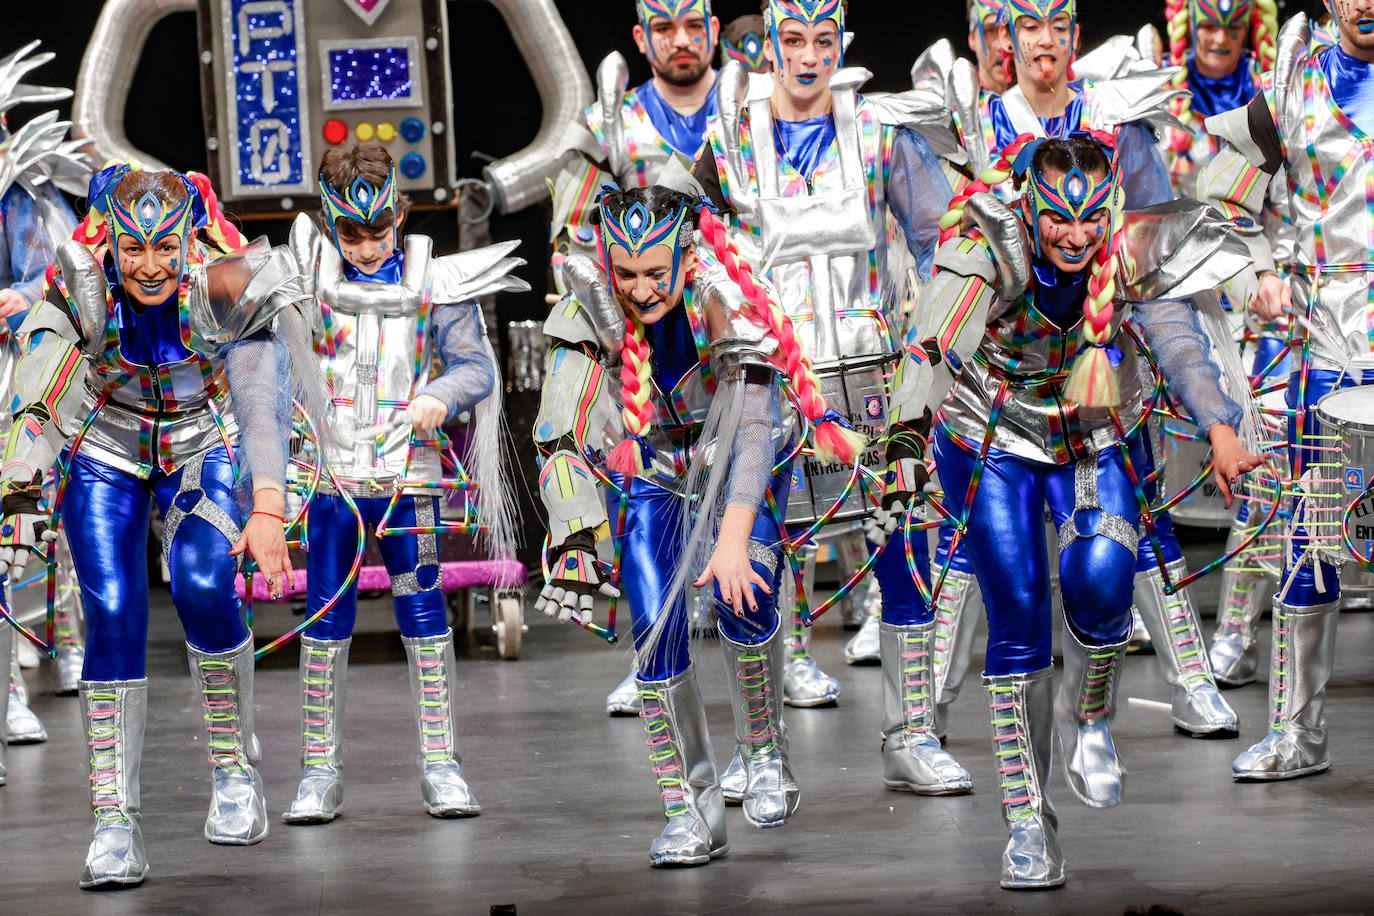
left=1316, top=385, right=1374, bottom=429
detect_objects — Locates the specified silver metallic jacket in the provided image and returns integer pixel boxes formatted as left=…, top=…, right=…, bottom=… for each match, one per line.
left=532, top=256, right=779, bottom=549
left=3, top=237, right=304, bottom=488
left=1196, top=15, right=1373, bottom=371
left=891, top=196, right=1251, bottom=465
left=288, top=215, right=527, bottom=495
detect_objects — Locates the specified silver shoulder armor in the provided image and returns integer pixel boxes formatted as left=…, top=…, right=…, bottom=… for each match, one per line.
left=317, top=234, right=430, bottom=316
left=714, top=60, right=754, bottom=201
left=933, top=233, right=1000, bottom=287
left=1086, top=69, right=1188, bottom=136
left=694, top=263, right=778, bottom=370
left=1117, top=199, right=1254, bottom=303
left=1275, top=14, right=1311, bottom=101
left=52, top=239, right=109, bottom=353
left=187, top=237, right=309, bottom=350
left=949, top=58, right=989, bottom=176
left=287, top=212, right=321, bottom=299
left=910, top=39, right=956, bottom=96
left=554, top=256, right=624, bottom=351
left=596, top=51, right=631, bottom=182
left=965, top=193, right=1031, bottom=302
left=1137, top=25, right=1163, bottom=67
left=431, top=239, right=530, bottom=304
left=862, top=65, right=967, bottom=167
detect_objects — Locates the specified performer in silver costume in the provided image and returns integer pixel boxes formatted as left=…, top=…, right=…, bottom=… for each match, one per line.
left=550, top=0, right=722, bottom=716
left=692, top=0, right=971, bottom=797
left=533, top=184, right=837, bottom=864
left=0, top=164, right=315, bottom=887
left=886, top=133, right=1262, bottom=888
left=957, top=0, right=1242, bottom=738
left=280, top=143, right=526, bottom=824
left=0, top=42, right=91, bottom=751
left=1195, top=4, right=1374, bottom=781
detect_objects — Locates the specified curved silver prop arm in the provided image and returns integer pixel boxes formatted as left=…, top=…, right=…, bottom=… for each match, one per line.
left=72, top=0, right=193, bottom=171
left=480, top=0, right=591, bottom=214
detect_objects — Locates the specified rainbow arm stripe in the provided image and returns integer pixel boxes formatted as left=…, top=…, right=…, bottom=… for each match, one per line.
left=889, top=237, right=997, bottom=427
left=1196, top=144, right=1278, bottom=274
left=0, top=300, right=90, bottom=497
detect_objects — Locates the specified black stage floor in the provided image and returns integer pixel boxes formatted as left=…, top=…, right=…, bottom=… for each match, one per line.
left=3, top=542, right=1373, bottom=915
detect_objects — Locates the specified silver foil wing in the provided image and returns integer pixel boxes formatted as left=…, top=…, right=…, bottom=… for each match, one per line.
left=431, top=241, right=531, bottom=304
left=52, top=239, right=110, bottom=353
left=949, top=58, right=989, bottom=177
left=0, top=42, right=71, bottom=116
left=1117, top=199, right=1254, bottom=303
left=187, top=237, right=309, bottom=350
left=596, top=51, right=631, bottom=184
left=910, top=39, right=957, bottom=97
left=1074, top=35, right=1145, bottom=82
left=714, top=60, right=754, bottom=206
left=0, top=110, right=92, bottom=201
left=965, top=192, right=1032, bottom=302
left=1086, top=69, right=1188, bottom=136
left=561, top=255, right=624, bottom=352
left=1136, top=24, right=1163, bottom=67
left=864, top=69, right=967, bottom=168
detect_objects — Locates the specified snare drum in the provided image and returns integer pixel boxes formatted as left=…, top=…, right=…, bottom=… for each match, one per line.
left=1313, top=384, right=1374, bottom=569
left=784, top=353, right=895, bottom=527
left=1160, top=415, right=1235, bottom=527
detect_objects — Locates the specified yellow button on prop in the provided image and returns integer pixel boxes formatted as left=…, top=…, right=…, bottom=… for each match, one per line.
left=376, top=122, right=397, bottom=142
left=355, top=122, right=375, bottom=142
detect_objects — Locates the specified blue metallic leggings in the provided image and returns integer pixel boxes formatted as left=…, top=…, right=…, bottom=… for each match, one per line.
left=64, top=447, right=249, bottom=681
left=623, top=471, right=789, bottom=682
left=304, top=494, right=448, bottom=640
left=933, top=429, right=1139, bottom=676
left=1281, top=368, right=1374, bottom=608
left=855, top=516, right=932, bottom=627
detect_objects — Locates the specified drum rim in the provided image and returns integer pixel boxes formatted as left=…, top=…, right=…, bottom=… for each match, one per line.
left=1315, top=384, right=1374, bottom=429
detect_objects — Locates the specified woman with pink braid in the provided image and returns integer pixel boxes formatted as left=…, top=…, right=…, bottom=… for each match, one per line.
left=532, top=184, right=856, bottom=867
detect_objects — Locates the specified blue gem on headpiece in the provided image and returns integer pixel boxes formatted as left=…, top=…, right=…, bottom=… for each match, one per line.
left=1066, top=173, right=1086, bottom=204
left=353, top=177, right=372, bottom=206
left=623, top=202, right=651, bottom=243
left=1219, top=0, right=1232, bottom=12
left=136, top=192, right=161, bottom=234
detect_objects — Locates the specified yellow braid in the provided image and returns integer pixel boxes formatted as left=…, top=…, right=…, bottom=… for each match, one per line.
left=1252, top=0, right=1278, bottom=70
left=605, top=317, right=658, bottom=476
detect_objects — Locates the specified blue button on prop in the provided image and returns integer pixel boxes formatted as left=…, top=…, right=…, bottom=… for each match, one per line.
left=399, top=116, right=426, bottom=143
left=399, top=153, right=427, bottom=179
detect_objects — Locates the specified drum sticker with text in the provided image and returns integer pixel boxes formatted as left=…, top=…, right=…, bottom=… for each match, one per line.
left=790, top=468, right=805, bottom=492
left=1347, top=467, right=1366, bottom=492
left=864, top=396, right=885, bottom=420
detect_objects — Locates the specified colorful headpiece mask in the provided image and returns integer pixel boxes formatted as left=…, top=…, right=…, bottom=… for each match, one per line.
left=1006, top=0, right=1077, bottom=64
left=319, top=161, right=398, bottom=254
left=636, top=0, right=713, bottom=60
left=1014, top=134, right=1119, bottom=261
left=89, top=163, right=205, bottom=290
left=1192, top=0, right=1251, bottom=28
left=722, top=30, right=768, bottom=71
left=597, top=188, right=694, bottom=309
left=765, top=0, right=846, bottom=69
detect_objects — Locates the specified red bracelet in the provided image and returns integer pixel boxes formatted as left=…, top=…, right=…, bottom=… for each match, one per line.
left=251, top=510, right=285, bottom=523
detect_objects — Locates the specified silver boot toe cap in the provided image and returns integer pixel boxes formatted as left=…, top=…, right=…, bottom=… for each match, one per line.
left=283, top=764, right=344, bottom=824
left=783, top=656, right=841, bottom=707
left=422, top=760, right=481, bottom=817
left=205, top=766, right=269, bottom=845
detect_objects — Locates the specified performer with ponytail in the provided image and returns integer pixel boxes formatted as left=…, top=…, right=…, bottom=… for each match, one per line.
left=551, top=0, right=722, bottom=717
left=692, top=0, right=970, bottom=796
left=533, top=183, right=854, bottom=865
left=888, top=133, right=1262, bottom=888
left=1194, top=2, right=1374, bottom=781
left=0, top=164, right=318, bottom=887
left=279, top=143, right=526, bottom=825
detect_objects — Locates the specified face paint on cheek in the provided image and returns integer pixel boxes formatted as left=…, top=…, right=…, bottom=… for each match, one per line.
left=655, top=280, right=668, bottom=292
left=823, top=56, right=832, bottom=68
left=381, top=242, right=389, bottom=251
left=168, top=258, right=178, bottom=270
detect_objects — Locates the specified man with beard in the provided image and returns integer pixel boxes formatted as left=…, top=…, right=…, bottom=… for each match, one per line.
left=549, top=0, right=720, bottom=717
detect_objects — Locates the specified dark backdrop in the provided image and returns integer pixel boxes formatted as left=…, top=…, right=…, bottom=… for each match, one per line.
left=13, top=0, right=1312, bottom=323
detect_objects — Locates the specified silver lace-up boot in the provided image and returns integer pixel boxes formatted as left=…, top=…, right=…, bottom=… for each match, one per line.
left=403, top=630, right=480, bottom=816
left=78, top=679, right=150, bottom=888
left=1054, top=623, right=1130, bottom=808
left=283, top=636, right=350, bottom=824
left=1134, top=562, right=1239, bottom=736
left=722, top=629, right=798, bottom=828
left=986, top=669, right=1064, bottom=889
left=930, top=568, right=982, bottom=741
left=0, top=625, right=9, bottom=784
left=879, top=621, right=972, bottom=794
left=7, top=637, right=46, bottom=743
left=1210, top=562, right=1270, bottom=688
left=606, top=658, right=642, bottom=716
left=52, top=570, right=86, bottom=696
left=843, top=587, right=881, bottom=665
left=187, top=638, right=268, bottom=844
left=637, top=669, right=728, bottom=866
left=1233, top=598, right=1340, bottom=780
left=783, top=609, right=842, bottom=707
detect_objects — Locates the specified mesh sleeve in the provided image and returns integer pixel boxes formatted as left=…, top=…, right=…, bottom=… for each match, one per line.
left=3, top=185, right=77, bottom=320
left=724, top=374, right=782, bottom=510
left=416, top=302, right=496, bottom=421
left=1116, top=122, right=1176, bottom=209
left=1133, top=299, right=1243, bottom=434
left=224, top=333, right=291, bottom=491
left=887, top=127, right=956, bottom=282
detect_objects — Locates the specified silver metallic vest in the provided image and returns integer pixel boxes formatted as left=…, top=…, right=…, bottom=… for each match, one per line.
left=315, top=234, right=439, bottom=493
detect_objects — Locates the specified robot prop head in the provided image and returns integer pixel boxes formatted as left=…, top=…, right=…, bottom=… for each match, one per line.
left=1013, top=132, right=1120, bottom=266
left=89, top=163, right=205, bottom=297
left=1006, top=0, right=1077, bottom=77
left=319, top=158, right=399, bottom=257
left=765, top=0, right=846, bottom=69
left=595, top=185, right=697, bottom=320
